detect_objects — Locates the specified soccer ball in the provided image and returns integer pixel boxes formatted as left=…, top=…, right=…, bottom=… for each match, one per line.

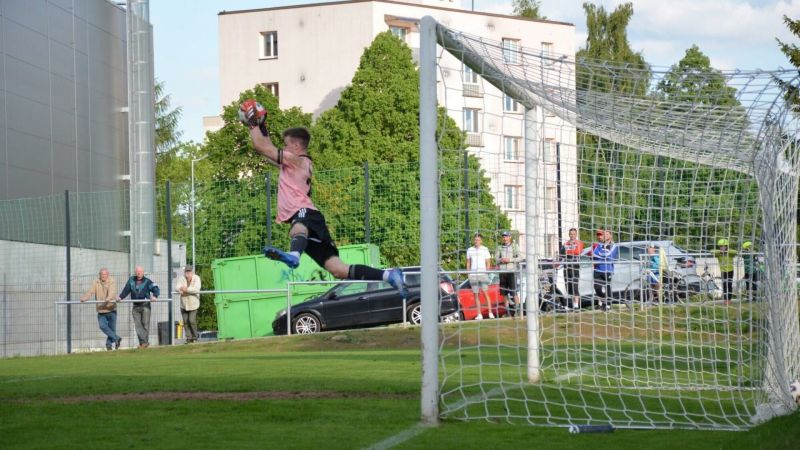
left=791, top=379, right=800, bottom=404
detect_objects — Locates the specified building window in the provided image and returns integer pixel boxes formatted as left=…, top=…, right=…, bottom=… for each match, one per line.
left=504, top=136, right=521, bottom=161
left=503, top=94, right=521, bottom=113
left=261, top=31, right=278, bottom=58
left=504, top=185, right=520, bottom=210
left=463, top=65, right=479, bottom=84
left=546, top=186, right=558, bottom=212
left=390, top=26, right=408, bottom=41
left=543, top=139, right=557, bottom=164
left=541, top=42, right=553, bottom=63
left=463, top=108, right=480, bottom=133
left=502, top=38, right=519, bottom=64
left=261, top=82, right=279, bottom=98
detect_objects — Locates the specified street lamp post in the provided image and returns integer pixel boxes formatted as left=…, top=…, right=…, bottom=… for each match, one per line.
left=191, top=156, right=208, bottom=268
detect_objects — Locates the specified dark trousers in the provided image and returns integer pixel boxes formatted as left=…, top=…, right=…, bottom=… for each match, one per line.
left=593, top=271, right=612, bottom=305
left=181, top=309, right=198, bottom=341
left=131, top=304, right=151, bottom=345
left=744, top=271, right=760, bottom=300
left=721, top=271, right=734, bottom=300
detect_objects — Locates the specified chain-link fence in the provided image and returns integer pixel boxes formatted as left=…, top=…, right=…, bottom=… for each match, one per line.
left=3, top=161, right=493, bottom=356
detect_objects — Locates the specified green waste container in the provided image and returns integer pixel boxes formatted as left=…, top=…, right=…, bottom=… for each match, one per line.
left=211, top=243, right=382, bottom=340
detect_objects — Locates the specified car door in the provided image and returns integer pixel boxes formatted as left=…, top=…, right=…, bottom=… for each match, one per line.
left=322, top=282, right=371, bottom=329
left=367, top=280, right=402, bottom=325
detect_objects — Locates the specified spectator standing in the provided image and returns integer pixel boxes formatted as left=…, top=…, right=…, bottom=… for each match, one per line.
left=176, top=265, right=201, bottom=343
left=560, top=228, right=584, bottom=310
left=711, top=239, right=737, bottom=303
left=119, top=265, right=160, bottom=348
left=591, top=230, right=618, bottom=311
left=645, top=245, right=662, bottom=303
left=80, top=268, right=121, bottom=350
left=495, top=231, right=522, bottom=316
left=467, top=233, right=493, bottom=320
left=740, top=241, right=761, bottom=300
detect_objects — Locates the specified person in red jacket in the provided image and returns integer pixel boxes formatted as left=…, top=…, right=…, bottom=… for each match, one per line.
left=560, top=228, right=584, bottom=310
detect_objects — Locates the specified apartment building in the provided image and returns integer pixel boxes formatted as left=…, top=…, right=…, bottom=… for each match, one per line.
left=214, top=0, right=577, bottom=255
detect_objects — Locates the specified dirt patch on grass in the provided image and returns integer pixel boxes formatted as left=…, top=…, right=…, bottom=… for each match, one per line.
left=15, top=391, right=416, bottom=404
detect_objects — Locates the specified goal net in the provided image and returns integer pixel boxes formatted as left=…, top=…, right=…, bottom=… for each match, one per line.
left=418, top=17, right=800, bottom=430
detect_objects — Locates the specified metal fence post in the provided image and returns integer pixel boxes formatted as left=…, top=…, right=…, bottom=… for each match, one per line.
left=65, top=190, right=72, bottom=354
left=364, top=161, right=370, bottom=243
left=266, top=173, right=272, bottom=246
left=166, top=180, right=174, bottom=345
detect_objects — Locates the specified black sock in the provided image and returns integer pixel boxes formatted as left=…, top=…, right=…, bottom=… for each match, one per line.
left=348, top=264, right=384, bottom=281
left=290, top=234, right=308, bottom=255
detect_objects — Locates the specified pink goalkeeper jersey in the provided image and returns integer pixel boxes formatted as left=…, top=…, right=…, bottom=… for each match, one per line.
left=276, top=152, right=317, bottom=223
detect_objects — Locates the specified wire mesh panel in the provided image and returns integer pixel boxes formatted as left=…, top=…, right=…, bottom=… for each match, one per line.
left=421, top=18, right=800, bottom=430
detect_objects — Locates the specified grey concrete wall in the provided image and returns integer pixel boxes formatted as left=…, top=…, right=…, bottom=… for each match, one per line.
left=0, top=0, right=128, bottom=200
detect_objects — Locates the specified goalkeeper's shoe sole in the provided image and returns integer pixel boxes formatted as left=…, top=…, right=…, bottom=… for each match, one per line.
left=386, top=268, right=409, bottom=300
left=263, top=246, right=300, bottom=269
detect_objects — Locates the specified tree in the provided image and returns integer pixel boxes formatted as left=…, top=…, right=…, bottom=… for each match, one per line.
left=776, top=15, right=800, bottom=254
left=576, top=2, right=650, bottom=96
left=575, top=2, right=652, bottom=241
left=651, top=45, right=756, bottom=250
left=512, top=0, right=546, bottom=20
left=155, top=80, right=182, bottom=154
left=656, top=45, right=738, bottom=106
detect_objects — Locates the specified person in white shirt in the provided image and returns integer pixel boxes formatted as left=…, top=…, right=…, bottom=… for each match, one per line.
left=466, top=233, right=493, bottom=320
left=176, top=266, right=202, bottom=343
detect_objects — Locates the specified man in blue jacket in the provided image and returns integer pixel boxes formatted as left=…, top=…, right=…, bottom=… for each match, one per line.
left=592, top=230, right=618, bottom=311
left=119, top=265, right=160, bottom=348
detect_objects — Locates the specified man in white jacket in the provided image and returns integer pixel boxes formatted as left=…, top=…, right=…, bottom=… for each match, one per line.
left=176, top=266, right=201, bottom=343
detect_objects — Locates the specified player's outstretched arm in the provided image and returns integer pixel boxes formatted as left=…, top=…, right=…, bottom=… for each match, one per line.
left=249, top=127, right=281, bottom=166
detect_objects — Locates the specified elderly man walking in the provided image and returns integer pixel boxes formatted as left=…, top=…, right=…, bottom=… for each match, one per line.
left=80, top=268, right=121, bottom=350
left=177, top=266, right=201, bottom=343
left=119, top=266, right=160, bottom=348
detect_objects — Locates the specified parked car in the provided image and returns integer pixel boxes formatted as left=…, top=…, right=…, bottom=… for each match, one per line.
left=272, top=267, right=459, bottom=335
left=456, top=273, right=507, bottom=320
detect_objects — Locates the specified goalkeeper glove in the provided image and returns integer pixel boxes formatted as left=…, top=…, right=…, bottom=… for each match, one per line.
left=239, top=100, right=269, bottom=137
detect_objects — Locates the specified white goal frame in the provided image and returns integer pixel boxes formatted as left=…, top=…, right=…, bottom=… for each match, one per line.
left=419, top=15, right=800, bottom=428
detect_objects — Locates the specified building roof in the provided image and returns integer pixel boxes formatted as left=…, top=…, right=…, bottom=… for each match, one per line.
left=218, top=0, right=574, bottom=27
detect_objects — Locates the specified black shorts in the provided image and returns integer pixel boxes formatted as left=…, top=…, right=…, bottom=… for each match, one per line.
left=499, top=272, right=517, bottom=297
left=290, top=208, right=339, bottom=267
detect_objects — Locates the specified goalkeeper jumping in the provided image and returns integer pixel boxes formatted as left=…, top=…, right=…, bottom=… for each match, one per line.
left=239, top=100, right=408, bottom=299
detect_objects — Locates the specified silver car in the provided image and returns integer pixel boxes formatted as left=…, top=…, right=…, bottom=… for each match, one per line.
left=544, top=240, right=716, bottom=308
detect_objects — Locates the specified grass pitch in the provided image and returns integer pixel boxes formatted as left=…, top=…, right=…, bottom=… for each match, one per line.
left=0, top=325, right=797, bottom=450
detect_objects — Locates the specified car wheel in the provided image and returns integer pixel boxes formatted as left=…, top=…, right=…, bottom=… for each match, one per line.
left=292, top=313, right=321, bottom=334
left=407, top=303, right=422, bottom=325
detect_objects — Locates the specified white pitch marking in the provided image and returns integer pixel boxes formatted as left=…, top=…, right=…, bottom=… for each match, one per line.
left=363, top=424, right=429, bottom=450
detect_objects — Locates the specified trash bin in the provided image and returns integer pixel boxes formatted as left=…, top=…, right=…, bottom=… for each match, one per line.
left=157, top=321, right=170, bottom=345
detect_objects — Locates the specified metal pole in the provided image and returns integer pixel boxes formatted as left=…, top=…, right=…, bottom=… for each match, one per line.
left=191, top=160, right=196, bottom=266
left=556, top=143, right=563, bottom=245
left=364, top=161, right=370, bottom=243
left=419, top=15, right=439, bottom=426
left=266, top=173, right=272, bottom=246
left=65, top=190, right=72, bottom=354
left=525, top=108, right=542, bottom=383
left=463, top=150, right=470, bottom=249
left=3, top=273, right=6, bottom=357
left=166, top=180, right=173, bottom=345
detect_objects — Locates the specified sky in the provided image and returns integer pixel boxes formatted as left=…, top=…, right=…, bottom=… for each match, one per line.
left=150, top=0, right=800, bottom=144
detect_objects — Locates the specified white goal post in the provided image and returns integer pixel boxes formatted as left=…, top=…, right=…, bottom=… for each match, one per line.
left=419, top=15, right=800, bottom=430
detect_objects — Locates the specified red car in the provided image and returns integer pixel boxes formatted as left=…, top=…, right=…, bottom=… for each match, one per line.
left=456, top=273, right=508, bottom=320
